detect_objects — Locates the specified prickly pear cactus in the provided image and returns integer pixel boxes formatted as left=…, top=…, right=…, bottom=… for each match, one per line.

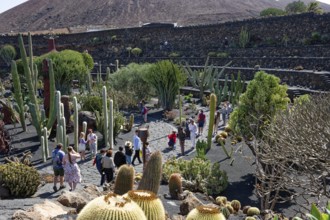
left=0, top=163, right=40, bottom=197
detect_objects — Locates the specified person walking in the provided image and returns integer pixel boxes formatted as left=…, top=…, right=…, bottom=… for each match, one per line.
left=114, top=146, right=127, bottom=168
left=78, top=132, right=87, bottom=160
left=188, top=119, right=198, bottom=148
left=101, top=150, right=115, bottom=183
left=63, top=146, right=82, bottom=191
left=124, top=141, right=133, bottom=165
left=177, top=126, right=186, bottom=156
left=213, top=111, right=221, bottom=135
left=132, top=130, right=142, bottom=166
left=93, top=149, right=106, bottom=186
left=87, top=129, right=97, bottom=158
left=52, top=144, right=66, bottom=192
left=197, top=110, right=206, bottom=136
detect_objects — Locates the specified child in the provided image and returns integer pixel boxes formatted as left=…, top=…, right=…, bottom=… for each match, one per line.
left=168, top=130, right=177, bottom=150
left=78, top=132, right=87, bottom=160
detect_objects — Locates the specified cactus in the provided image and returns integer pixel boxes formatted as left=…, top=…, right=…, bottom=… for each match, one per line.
left=43, top=127, right=49, bottom=158
left=220, top=206, right=231, bottom=219
left=128, top=114, right=134, bottom=131
left=168, top=173, right=183, bottom=199
left=41, top=136, right=46, bottom=162
left=114, top=165, right=135, bottom=195
left=239, top=27, right=250, bottom=48
left=83, top=121, right=87, bottom=137
left=46, top=59, right=57, bottom=129
left=102, top=86, right=109, bottom=148
left=186, top=205, right=226, bottom=220
left=226, top=204, right=234, bottom=214
left=242, top=206, right=251, bottom=214
left=137, top=151, right=162, bottom=194
left=125, top=190, right=165, bottom=220
left=247, top=207, right=260, bottom=216
left=207, top=93, right=216, bottom=149
left=245, top=217, right=256, bottom=220
left=108, top=99, right=114, bottom=149
left=215, top=196, right=227, bottom=206
left=18, top=33, right=41, bottom=137
left=77, top=193, right=147, bottom=220
left=11, top=60, right=26, bottom=131
left=231, top=200, right=241, bottom=213
left=0, top=163, right=40, bottom=197
left=73, top=97, right=79, bottom=152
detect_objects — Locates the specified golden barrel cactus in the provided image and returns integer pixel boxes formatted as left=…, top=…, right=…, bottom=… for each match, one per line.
left=186, top=205, right=226, bottom=220
left=77, top=193, right=147, bottom=220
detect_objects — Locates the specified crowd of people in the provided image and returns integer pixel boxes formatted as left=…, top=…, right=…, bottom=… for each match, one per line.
left=51, top=101, right=232, bottom=191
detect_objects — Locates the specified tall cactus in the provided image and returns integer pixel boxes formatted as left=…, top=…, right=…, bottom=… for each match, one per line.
left=11, top=60, right=26, bottom=131
left=46, top=59, right=57, bottom=129
left=114, top=165, right=135, bottom=195
left=102, top=86, right=109, bottom=148
left=18, top=34, right=41, bottom=137
left=137, top=151, right=162, bottom=194
left=207, top=94, right=217, bottom=149
left=43, top=127, right=49, bottom=158
left=108, top=99, right=114, bottom=149
left=83, top=121, right=87, bottom=138
left=73, top=97, right=79, bottom=152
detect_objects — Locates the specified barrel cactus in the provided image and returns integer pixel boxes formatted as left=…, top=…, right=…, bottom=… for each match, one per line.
left=186, top=205, right=226, bottom=220
left=124, top=190, right=165, bottom=220
left=220, top=206, right=231, bottom=219
left=77, top=193, right=147, bottom=220
left=230, top=200, right=241, bottom=213
left=168, top=173, right=183, bottom=199
left=0, top=163, right=40, bottom=197
left=114, top=165, right=135, bottom=195
left=247, top=207, right=260, bottom=216
left=215, top=196, right=227, bottom=206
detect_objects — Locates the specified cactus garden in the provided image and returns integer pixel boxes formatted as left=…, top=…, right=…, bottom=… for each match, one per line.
left=0, top=15, right=329, bottom=220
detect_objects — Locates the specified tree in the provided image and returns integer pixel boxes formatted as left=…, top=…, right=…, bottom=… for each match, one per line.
left=260, top=8, right=286, bottom=17
left=144, top=60, right=186, bottom=110
left=0, top=44, right=16, bottom=66
left=307, top=1, right=323, bottom=14
left=229, top=71, right=290, bottom=142
left=253, top=93, right=330, bottom=210
left=285, top=1, right=307, bottom=14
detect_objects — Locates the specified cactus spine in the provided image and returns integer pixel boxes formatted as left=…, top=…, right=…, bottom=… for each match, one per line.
left=114, top=165, right=135, bottom=195
left=77, top=193, right=147, bottom=220
left=186, top=206, right=226, bottom=220
left=108, top=99, right=114, bottom=149
left=73, top=97, right=79, bottom=152
left=125, top=190, right=165, bottom=220
left=18, top=33, right=41, bottom=137
left=102, top=86, right=109, bottom=148
left=207, top=93, right=216, bottom=149
left=11, top=60, right=26, bottom=131
left=168, top=173, right=183, bottom=199
left=137, top=151, right=162, bottom=194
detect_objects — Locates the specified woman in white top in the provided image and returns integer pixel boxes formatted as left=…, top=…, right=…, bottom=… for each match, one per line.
left=188, top=119, right=198, bottom=148
left=78, top=132, right=87, bottom=160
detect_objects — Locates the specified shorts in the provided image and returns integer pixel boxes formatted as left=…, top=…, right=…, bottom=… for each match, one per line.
left=198, top=121, right=205, bottom=128
left=53, top=168, right=64, bottom=177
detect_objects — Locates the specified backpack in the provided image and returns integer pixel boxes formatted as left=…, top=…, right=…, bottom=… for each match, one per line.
left=52, top=150, right=62, bottom=168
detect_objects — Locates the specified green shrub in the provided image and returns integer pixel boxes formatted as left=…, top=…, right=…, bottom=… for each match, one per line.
left=196, top=139, right=207, bottom=160
left=81, top=52, right=94, bottom=70
left=79, top=95, right=103, bottom=112
left=131, top=47, right=142, bottom=57
left=217, top=52, right=228, bottom=58
left=0, top=44, right=16, bottom=66
left=260, top=8, right=286, bottom=17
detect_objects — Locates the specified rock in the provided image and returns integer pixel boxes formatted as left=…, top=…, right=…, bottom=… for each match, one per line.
left=12, top=210, right=44, bottom=220
left=0, top=185, right=10, bottom=199
left=51, top=213, right=78, bottom=220
left=79, top=184, right=102, bottom=200
left=172, top=214, right=186, bottom=220
left=180, top=192, right=203, bottom=215
left=57, top=191, right=88, bottom=212
left=12, top=200, right=67, bottom=220
left=78, top=111, right=96, bottom=131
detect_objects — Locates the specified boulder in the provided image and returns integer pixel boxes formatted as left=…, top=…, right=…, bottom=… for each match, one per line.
left=12, top=200, right=67, bottom=220
left=80, top=184, right=102, bottom=200
left=0, top=185, right=10, bottom=199
left=78, top=111, right=97, bottom=131
left=57, top=191, right=88, bottom=212
left=179, top=192, right=203, bottom=215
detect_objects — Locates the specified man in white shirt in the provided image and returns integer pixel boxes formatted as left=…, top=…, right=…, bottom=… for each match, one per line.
left=188, top=119, right=198, bottom=148
left=132, top=130, right=142, bottom=166
left=87, top=129, right=97, bottom=158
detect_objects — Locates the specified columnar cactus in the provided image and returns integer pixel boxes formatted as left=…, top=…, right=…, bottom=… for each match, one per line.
left=83, top=121, right=87, bottom=137
left=73, top=97, right=79, bottom=152
left=41, top=136, right=46, bottom=162
left=128, top=113, right=134, bottom=131
left=43, top=127, right=49, bottom=158
left=137, top=151, right=162, bottom=194
left=168, top=173, right=183, bottom=199
left=114, top=165, right=135, bottom=195
left=102, top=86, right=109, bottom=148
left=77, top=193, right=147, bottom=220
left=125, top=190, right=165, bottom=220
left=11, top=60, right=26, bottom=131
left=207, top=93, right=216, bottom=149
left=108, top=99, right=114, bottom=149
left=46, top=59, right=57, bottom=129
left=186, top=206, right=226, bottom=220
